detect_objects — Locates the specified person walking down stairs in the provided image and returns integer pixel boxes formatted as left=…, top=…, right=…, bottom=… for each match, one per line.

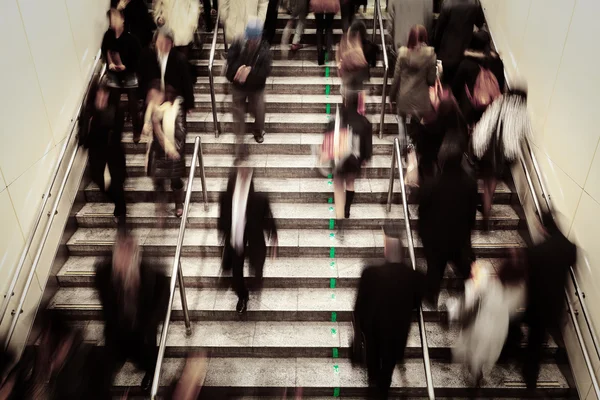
left=311, top=0, right=340, bottom=65
left=218, top=167, right=278, bottom=314
left=220, top=0, right=269, bottom=44
left=226, top=18, right=273, bottom=158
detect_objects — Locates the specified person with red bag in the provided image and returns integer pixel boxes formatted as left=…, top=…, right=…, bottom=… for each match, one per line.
left=310, top=0, right=340, bottom=64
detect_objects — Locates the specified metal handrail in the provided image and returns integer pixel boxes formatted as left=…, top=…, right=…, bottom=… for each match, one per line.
left=2, top=52, right=104, bottom=350
left=386, top=137, right=435, bottom=400
left=150, top=136, right=208, bottom=399
left=208, top=8, right=226, bottom=138
left=372, top=0, right=389, bottom=139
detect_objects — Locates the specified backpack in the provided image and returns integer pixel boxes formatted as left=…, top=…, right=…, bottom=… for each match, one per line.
left=466, top=66, right=501, bottom=109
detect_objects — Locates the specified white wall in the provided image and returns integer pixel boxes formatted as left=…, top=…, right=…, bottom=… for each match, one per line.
left=481, top=0, right=600, bottom=398
left=0, top=0, right=108, bottom=351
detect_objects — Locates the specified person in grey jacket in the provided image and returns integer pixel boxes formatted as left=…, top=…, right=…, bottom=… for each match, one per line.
left=388, top=0, right=433, bottom=50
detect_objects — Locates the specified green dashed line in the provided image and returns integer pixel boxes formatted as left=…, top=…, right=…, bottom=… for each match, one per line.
left=332, top=347, right=339, bottom=358
left=334, top=387, right=341, bottom=397
left=329, top=247, right=335, bottom=258
left=330, top=278, right=336, bottom=289
left=331, top=311, right=337, bottom=322
left=329, top=219, right=335, bottom=229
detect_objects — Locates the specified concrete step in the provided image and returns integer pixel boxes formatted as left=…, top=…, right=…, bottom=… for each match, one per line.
left=109, top=357, right=574, bottom=398
left=65, top=227, right=526, bottom=259
left=51, top=286, right=500, bottom=322
left=75, top=202, right=521, bottom=231
left=192, top=59, right=389, bottom=77
left=194, top=76, right=390, bottom=96
left=123, top=153, right=399, bottom=179
left=55, top=256, right=509, bottom=289
left=120, top=132, right=394, bottom=156
left=75, top=320, right=560, bottom=360
left=85, top=177, right=515, bottom=205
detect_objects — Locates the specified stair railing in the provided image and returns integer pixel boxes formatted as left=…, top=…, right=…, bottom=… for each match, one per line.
left=208, top=8, right=227, bottom=138
left=150, top=136, right=208, bottom=399
left=1, top=52, right=104, bottom=351
left=372, top=0, right=389, bottom=139
left=386, top=136, right=435, bottom=399
left=519, top=138, right=600, bottom=397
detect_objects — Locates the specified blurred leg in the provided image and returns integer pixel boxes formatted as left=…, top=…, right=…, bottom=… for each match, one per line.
left=202, top=0, right=214, bottom=31
left=333, top=175, right=346, bottom=220
left=341, top=0, right=354, bottom=33
left=325, top=13, right=334, bottom=56
left=345, top=176, right=355, bottom=218
left=127, top=87, right=141, bottom=136
left=232, top=87, right=247, bottom=157
left=249, top=89, right=266, bottom=137
left=524, top=315, right=545, bottom=389
left=315, top=13, right=325, bottom=64
left=424, top=246, right=447, bottom=306
left=292, top=10, right=306, bottom=45
left=231, top=248, right=248, bottom=300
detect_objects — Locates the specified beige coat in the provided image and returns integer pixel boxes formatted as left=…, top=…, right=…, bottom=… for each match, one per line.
left=153, top=0, right=201, bottom=46
left=220, top=0, right=269, bottom=43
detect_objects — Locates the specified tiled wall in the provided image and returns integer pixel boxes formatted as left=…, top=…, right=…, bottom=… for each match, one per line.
left=0, top=0, right=108, bottom=352
left=481, top=1, right=600, bottom=398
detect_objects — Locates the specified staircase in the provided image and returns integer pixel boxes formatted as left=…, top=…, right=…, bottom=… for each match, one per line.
left=44, top=8, right=578, bottom=399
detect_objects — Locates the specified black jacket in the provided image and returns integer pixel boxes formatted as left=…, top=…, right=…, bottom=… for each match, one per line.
left=354, top=262, right=424, bottom=359
left=101, top=29, right=141, bottom=73
left=94, top=259, right=169, bottom=351
left=218, top=172, right=277, bottom=272
left=452, top=54, right=505, bottom=126
left=138, top=48, right=195, bottom=110
left=434, top=0, right=484, bottom=67
left=418, top=164, right=478, bottom=252
left=111, top=0, right=156, bottom=47
left=81, top=103, right=127, bottom=190
left=226, top=40, right=273, bottom=92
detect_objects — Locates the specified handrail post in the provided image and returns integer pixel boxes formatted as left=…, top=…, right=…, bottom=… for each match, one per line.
left=150, top=137, right=201, bottom=399
left=379, top=64, right=388, bottom=139
left=197, top=138, right=209, bottom=211
left=386, top=142, right=396, bottom=212
left=389, top=137, right=435, bottom=399
left=371, top=0, right=378, bottom=43
left=374, top=0, right=389, bottom=139
left=208, top=8, right=222, bottom=138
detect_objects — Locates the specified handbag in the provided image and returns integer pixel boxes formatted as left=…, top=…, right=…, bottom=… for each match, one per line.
left=310, top=0, right=340, bottom=14
left=320, top=106, right=352, bottom=165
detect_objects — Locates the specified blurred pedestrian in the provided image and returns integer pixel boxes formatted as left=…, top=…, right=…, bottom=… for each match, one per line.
left=281, top=0, right=308, bottom=54
left=418, top=127, right=477, bottom=306
left=112, top=0, right=156, bottom=48
left=523, top=213, right=577, bottom=389
left=389, top=24, right=437, bottom=187
left=226, top=18, right=273, bottom=158
left=388, top=0, right=433, bottom=51
left=340, top=0, right=355, bottom=33
left=138, top=28, right=195, bottom=115
left=102, top=8, right=142, bottom=141
left=218, top=167, right=278, bottom=314
left=472, top=85, right=532, bottom=229
left=201, top=0, right=218, bottom=32
left=446, top=259, right=526, bottom=385
left=143, top=82, right=187, bottom=217
left=311, top=0, right=339, bottom=65
left=80, top=78, right=127, bottom=229
left=263, top=0, right=280, bottom=45
left=220, top=0, right=269, bottom=43
left=95, top=233, right=169, bottom=392
left=352, top=224, right=424, bottom=398
left=433, top=0, right=484, bottom=83
left=337, top=26, right=369, bottom=113
left=347, top=20, right=378, bottom=69
left=451, top=29, right=504, bottom=127
left=153, top=0, right=201, bottom=82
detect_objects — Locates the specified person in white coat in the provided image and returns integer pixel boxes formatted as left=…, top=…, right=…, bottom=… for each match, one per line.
left=153, top=0, right=201, bottom=48
left=446, top=258, right=526, bottom=385
left=220, top=0, right=269, bottom=43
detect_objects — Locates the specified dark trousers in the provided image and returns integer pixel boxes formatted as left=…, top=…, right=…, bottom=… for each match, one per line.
left=107, top=331, right=158, bottom=377
left=89, top=155, right=127, bottom=219
left=175, top=44, right=198, bottom=83
left=232, top=87, right=266, bottom=155
left=523, top=310, right=557, bottom=388
left=263, top=0, right=280, bottom=44
left=424, top=242, right=473, bottom=304
left=315, top=13, right=334, bottom=64
left=106, top=72, right=141, bottom=135
left=366, top=336, right=397, bottom=399
left=230, top=245, right=249, bottom=300
left=154, top=178, right=184, bottom=206
left=341, top=0, right=355, bottom=33
left=202, top=0, right=218, bottom=31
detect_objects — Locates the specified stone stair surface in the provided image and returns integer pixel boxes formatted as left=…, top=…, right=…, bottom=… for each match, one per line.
left=42, top=6, right=578, bottom=399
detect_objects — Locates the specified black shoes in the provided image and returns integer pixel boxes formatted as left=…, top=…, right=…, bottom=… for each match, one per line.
left=344, top=190, right=355, bottom=218
left=254, top=131, right=265, bottom=144
left=236, top=297, right=248, bottom=314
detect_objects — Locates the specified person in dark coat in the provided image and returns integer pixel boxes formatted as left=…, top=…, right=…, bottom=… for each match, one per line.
left=143, top=82, right=188, bottom=217
left=95, top=233, right=169, bottom=392
left=218, top=167, right=278, bottom=314
left=523, top=213, right=577, bottom=389
left=226, top=19, right=273, bottom=156
left=433, top=0, right=484, bottom=83
left=353, top=224, right=425, bottom=398
left=202, top=0, right=218, bottom=32
left=418, top=125, right=477, bottom=306
left=262, top=0, right=280, bottom=45
left=102, top=8, right=142, bottom=139
left=138, top=28, right=195, bottom=114
left=81, top=79, right=127, bottom=229
left=112, top=0, right=156, bottom=48
left=451, top=29, right=504, bottom=127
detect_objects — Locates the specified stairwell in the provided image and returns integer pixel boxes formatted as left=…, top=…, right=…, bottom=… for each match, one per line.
left=43, top=7, right=578, bottom=399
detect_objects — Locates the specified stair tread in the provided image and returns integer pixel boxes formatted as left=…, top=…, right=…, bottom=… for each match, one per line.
left=77, top=320, right=557, bottom=351
left=66, top=227, right=526, bottom=249
left=111, top=357, right=570, bottom=390
left=76, top=202, right=519, bottom=222
left=85, top=177, right=513, bottom=195
left=195, top=76, right=386, bottom=85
